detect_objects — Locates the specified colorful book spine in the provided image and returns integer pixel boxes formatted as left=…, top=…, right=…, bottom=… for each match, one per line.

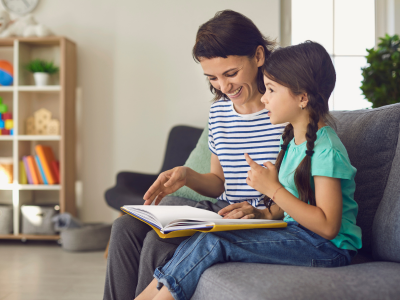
left=51, top=160, right=60, bottom=183
left=35, top=155, right=48, bottom=184
left=26, top=156, right=39, bottom=184
left=35, top=145, right=58, bottom=184
left=23, top=156, right=33, bottom=184
left=19, top=160, right=27, bottom=184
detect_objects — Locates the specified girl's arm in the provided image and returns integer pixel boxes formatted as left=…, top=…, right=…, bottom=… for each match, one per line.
left=267, top=176, right=342, bottom=239
left=245, top=154, right=342, bottom=240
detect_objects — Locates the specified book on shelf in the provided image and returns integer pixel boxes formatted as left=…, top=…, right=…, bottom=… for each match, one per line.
left=121, top=205, right=287, bottom=239
left=35, top=155, right=48, bottom=184
left=51, top=160, right=60, bottom=183
left=19, top=160, right=27, bottom=184
left=35, top=145, right=58, bottom=184
left=22, top=156, right=33, bottom=184
left=25, top=156, right=40, bottom=185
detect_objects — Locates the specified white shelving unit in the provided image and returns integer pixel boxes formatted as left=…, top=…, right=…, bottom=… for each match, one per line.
left=0, top=37, right=77, bottom=241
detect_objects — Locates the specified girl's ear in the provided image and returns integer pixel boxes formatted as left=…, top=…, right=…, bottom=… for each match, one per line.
left=299, top=93, right=309, bottom=109
left=255, top=45, right=265, bottom=67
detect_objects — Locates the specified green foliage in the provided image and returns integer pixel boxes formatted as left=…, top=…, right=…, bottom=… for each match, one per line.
left=25, top=59, right=59, bottom=74
left=360, top=34, right=400, bottom=108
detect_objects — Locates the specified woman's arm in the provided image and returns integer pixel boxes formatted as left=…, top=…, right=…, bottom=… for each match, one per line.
left=185, top=153, right=225, bottom=198
left=143, top=153, right=225, bottom=204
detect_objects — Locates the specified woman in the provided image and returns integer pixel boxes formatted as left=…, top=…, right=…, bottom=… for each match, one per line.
left=103, top=10, right=285, bottom=300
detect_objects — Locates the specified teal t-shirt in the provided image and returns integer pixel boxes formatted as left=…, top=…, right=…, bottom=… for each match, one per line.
left=279, top=126, right=362, bottom=251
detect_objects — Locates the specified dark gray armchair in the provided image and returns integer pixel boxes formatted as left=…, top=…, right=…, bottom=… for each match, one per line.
left=104, top=125, right=203, bottom=211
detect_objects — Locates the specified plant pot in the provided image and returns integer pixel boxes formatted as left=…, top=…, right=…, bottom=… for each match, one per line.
left=33, top=72, right=50, bottom=86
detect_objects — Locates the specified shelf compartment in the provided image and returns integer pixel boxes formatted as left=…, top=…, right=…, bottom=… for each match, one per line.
left=18, top=42, right=60, bottom=86
left=18, top=91, right=60, bottom=136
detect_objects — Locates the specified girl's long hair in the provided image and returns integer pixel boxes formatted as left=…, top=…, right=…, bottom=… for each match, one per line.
left=192, top=10, right=276, bottom=101
left=262, top=41, right=336, bottom=211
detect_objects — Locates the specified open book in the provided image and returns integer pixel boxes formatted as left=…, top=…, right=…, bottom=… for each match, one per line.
left=121, top=205, right=287, bottom=239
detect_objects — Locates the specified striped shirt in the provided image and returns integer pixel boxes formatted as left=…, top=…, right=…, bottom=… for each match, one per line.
left=208, top=99, right=286, bottom=209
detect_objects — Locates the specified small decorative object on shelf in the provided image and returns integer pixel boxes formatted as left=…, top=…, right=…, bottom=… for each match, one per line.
left=0, top=60, right=13, bottom=86
left=0, top=97, right=13, bottom=135
left=25, top=108, right=59, bottom=135
left=0, top=7, right=53, bottom=38
left=0, top=157, right=13, bottom=184
left=25, top=59, right=59, bottom=86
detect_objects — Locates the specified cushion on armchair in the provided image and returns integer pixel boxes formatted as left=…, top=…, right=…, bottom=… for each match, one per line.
left=170, top=126, right=217, bottom=203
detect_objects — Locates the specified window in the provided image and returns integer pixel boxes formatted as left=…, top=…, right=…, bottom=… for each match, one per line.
left=291, top=0, right=375, bottom=110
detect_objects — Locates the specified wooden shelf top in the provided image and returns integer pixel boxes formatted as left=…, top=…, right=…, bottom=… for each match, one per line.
left=0, top=234, right=60, bottom=240
left=0, top=36, right=76, bottom=46
left=0, top=135, right=61, bottom=141
left=0, top=85, right=61, bottom=92
left=0, top=184, right=61, bottom=190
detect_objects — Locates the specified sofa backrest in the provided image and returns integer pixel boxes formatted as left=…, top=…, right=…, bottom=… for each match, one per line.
left=331, top=103, right=400, bottom=262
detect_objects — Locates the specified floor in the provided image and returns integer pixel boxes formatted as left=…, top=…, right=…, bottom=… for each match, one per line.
left=0, top=240, right=107, bottom=300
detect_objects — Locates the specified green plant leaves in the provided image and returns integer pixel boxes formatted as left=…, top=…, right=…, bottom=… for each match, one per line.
left=25, top=59, right=59, bottom=74
left=361, top=34, right=400, bottom=108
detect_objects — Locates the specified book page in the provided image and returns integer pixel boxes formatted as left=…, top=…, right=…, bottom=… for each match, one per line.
left=122, top=205, right=222, bottom=228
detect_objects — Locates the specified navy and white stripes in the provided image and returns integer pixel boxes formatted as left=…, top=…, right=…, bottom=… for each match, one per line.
left=208, top=99, right=285, bottom=209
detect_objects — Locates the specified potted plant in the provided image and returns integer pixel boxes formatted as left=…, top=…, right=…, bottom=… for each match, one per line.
left=25, top=59, right=59, bottom=86
left=360, top=34, right=400, bottom=108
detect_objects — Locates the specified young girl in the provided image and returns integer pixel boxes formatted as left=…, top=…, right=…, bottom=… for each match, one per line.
left=136, top=41, right=362, bottom=300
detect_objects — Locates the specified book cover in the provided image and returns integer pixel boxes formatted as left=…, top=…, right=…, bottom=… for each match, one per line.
left=35, top=155, right=48, bottom=185
left=19, top=160, right=27, bottom=184
left=121, top=205, right=287, bottom=239
left=51, top=160, right=60, bottom=183
left=35, top=145, right=58, bottom=184
left=26, top=156, right=40, bottom=185
left=23, top=156, right=33, bottom=184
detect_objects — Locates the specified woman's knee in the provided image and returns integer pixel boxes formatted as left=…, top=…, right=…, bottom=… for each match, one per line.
left=111, top=214, right=149, bottom=238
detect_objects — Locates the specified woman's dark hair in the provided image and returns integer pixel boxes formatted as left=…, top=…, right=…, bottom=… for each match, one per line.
left=262, top=41, right=336, bottom=212
left=192, top=10, right=276, bottom=101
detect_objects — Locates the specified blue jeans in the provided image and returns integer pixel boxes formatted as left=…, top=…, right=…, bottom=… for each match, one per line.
left=153, top=221, right=357, bottom=300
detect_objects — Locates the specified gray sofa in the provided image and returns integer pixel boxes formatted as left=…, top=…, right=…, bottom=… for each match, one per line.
left=191, top=103, right=400, bottom=300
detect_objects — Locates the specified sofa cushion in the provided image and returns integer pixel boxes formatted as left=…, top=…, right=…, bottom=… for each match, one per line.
left=371, top=105, right=400, bottom=262
left=170, top=126, right=217, bottom=203
left=330, top=103, right=400, bottom=257
left=192, top=262, right=400, bottom=300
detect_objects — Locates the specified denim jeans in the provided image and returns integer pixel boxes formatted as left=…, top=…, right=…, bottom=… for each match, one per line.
left=154, top=221, right=357, bottom=300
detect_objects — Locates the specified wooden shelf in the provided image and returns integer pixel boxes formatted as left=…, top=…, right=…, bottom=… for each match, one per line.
left=18, top=85, right=61, bottom=92
left=0, top=234, right=60, bottom=240
left=0, top=184, right=61, bottom=190
left=0, top=86, right=14, bottom=91
left=0, top=36, right=77, bottom=241
left=17, top=135, right=61, bottom=141
left=0, top=136, right=13, bottom=140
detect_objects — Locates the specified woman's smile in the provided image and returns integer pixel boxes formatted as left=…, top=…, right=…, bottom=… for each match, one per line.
left=227, top=86, right=243, bottom=98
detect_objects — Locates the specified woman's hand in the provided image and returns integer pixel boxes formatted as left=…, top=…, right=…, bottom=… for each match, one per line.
left=244, top=153, right=282, bottom=197
left=218, top=202, right=266, bottom=219
left=143, top=167, right=187, bottom=205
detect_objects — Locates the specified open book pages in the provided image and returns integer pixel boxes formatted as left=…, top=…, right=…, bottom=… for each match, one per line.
left=121, top=205, right=287, bottom=234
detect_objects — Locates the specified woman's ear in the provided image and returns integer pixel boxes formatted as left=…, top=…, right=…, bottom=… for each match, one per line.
left=255, top=45, right=265, bottom=67
left=299, top=93, right=309, bottom=109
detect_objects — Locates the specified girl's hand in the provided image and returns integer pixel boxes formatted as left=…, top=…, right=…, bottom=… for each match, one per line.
left=218, top=202, right=266, bottom=219
left=244, top=153, right=281, bottom=197
left=143, top=167, right=187, bottom=205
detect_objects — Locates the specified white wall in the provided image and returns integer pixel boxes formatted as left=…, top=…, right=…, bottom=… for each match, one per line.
left=29, top=0, right=280, bottom=223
